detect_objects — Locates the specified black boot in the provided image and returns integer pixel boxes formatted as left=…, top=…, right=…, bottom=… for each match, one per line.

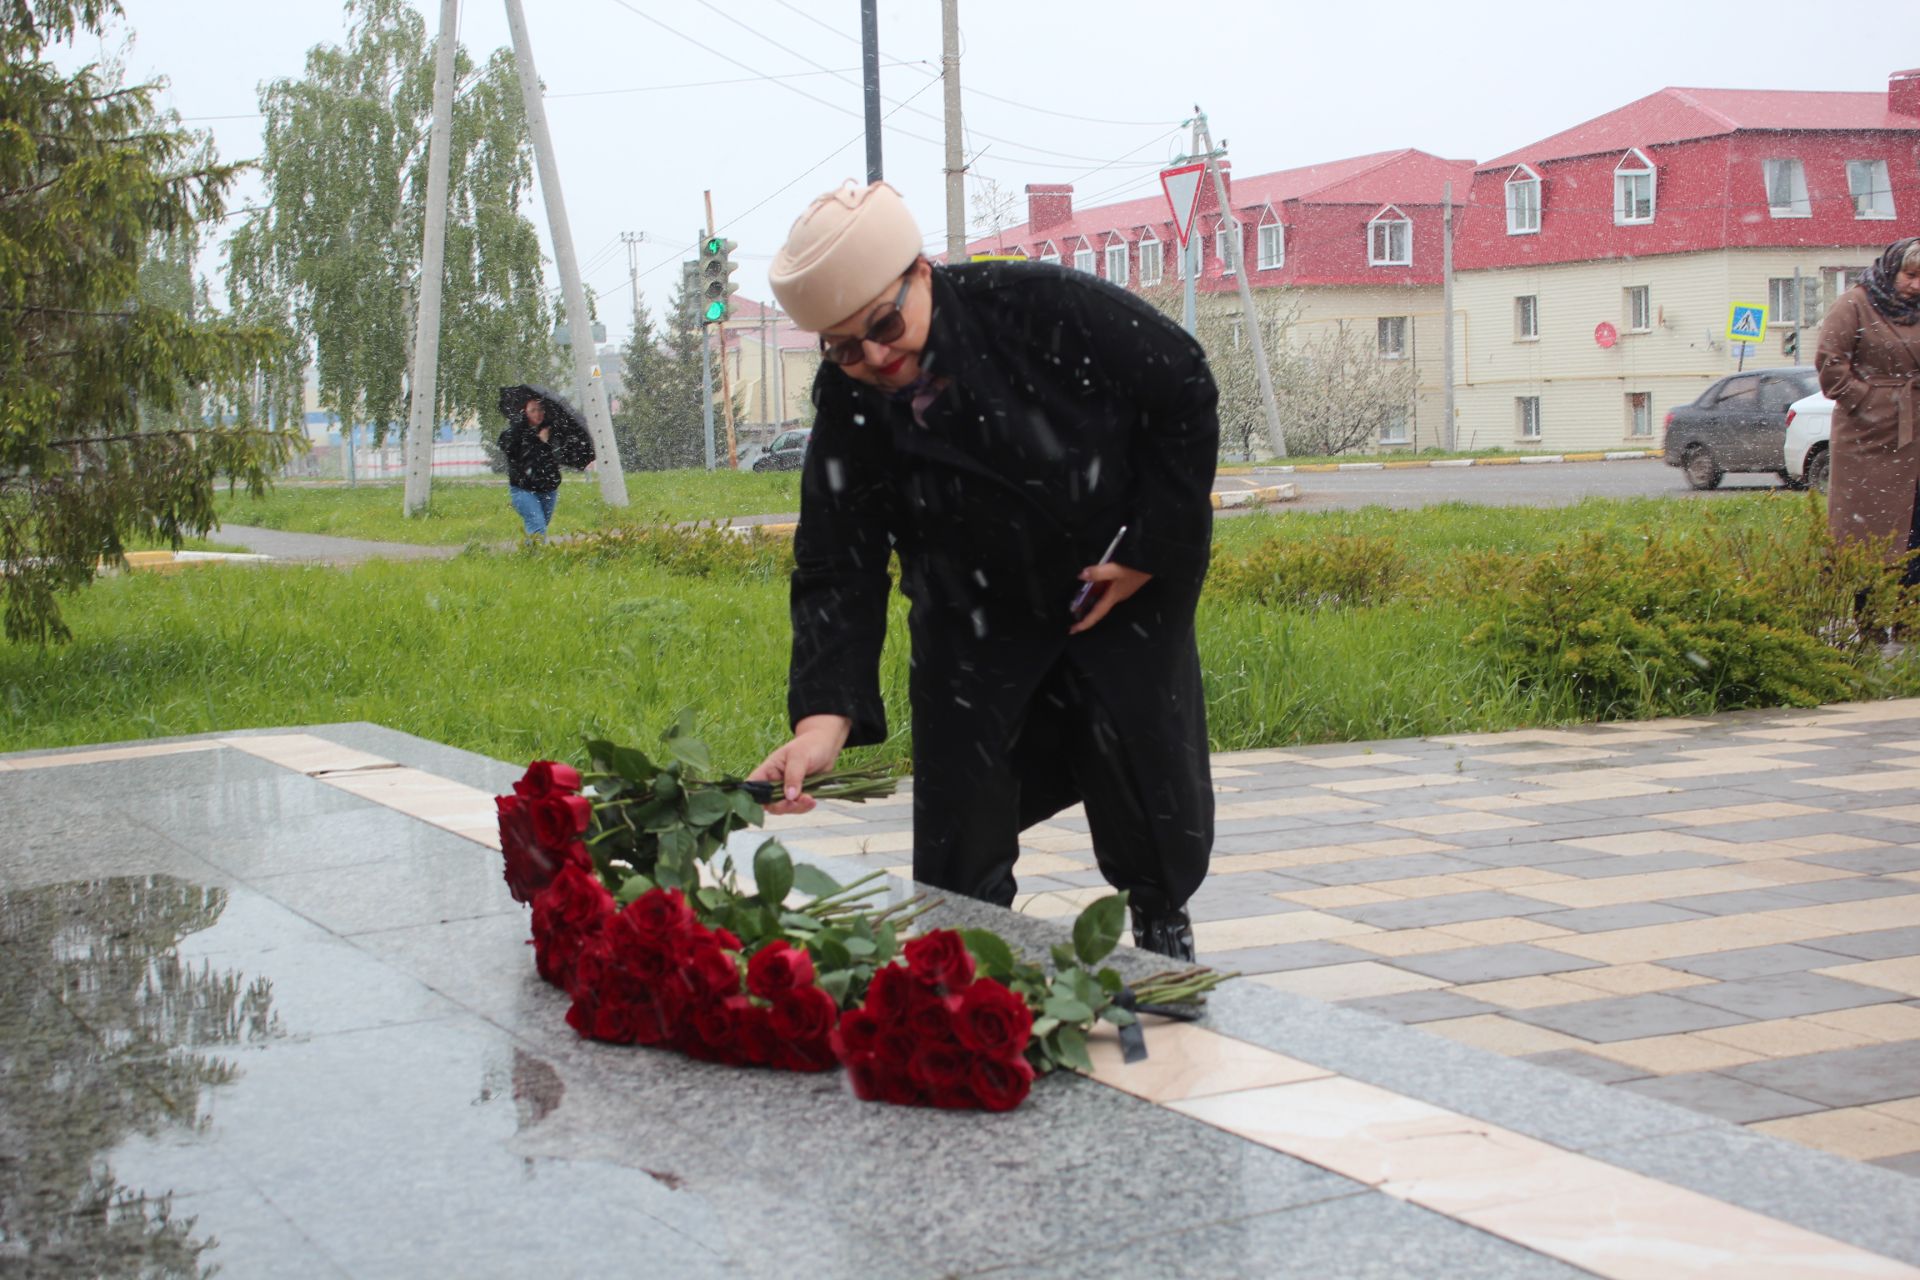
left=1130, top=905, right=1196, bottom=963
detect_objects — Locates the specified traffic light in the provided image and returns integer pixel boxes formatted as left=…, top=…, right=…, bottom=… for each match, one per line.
left=1782, top=328, right=1800, bottom=358
left=698, top=235, right=739, bottom=325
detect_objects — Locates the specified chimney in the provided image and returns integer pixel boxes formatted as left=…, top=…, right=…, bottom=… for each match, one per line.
left=1892, top=68, right=1920, bottom=118
left=1025, top=184, right=1073, bottom=233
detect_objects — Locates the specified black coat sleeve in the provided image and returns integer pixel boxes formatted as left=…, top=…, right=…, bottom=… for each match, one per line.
left=553, top=422, right=596, bottom=469
left=498, top=422, right=530, bottom=461
left=786, top=370, right=896, bottom=747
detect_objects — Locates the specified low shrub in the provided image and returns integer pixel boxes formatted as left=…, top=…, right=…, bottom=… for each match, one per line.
left=1206, top=533, right=1407, bottom=609
left=542, top=524, right=794, bottom=580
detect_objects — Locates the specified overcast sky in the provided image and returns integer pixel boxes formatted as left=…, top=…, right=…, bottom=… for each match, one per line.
left=65, top=0, right=1915, bottom=343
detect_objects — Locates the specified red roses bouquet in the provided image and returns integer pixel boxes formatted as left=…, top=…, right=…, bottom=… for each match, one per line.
left=498, top=733, right=1228, bottom=1112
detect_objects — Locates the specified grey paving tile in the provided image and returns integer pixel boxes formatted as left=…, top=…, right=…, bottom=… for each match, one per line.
left=1727, top=1041, right=1920, bottom=1107
left=1872, top=1152, right=1920, bottom=1177
left=1337, top=990, right=1500, bottom=1024
left=1507, top=993, right=1749, bottom=1042
left=1326, top=891, right=1555, bottom=931
left=1804, top=927, right=1920, bottom=961
left=1283, top=853, right=1486, bottom=887
left=1616, top=1072, right=1830, bottom=1123
left=1199, top=940, right=1376, bottom=974
left=1549, top=850, right=1736, bottom=878
left=1521, top=1049, right=1653, bottom=1085
left=1529, top=902, right=1712, bottom=933
left=1773, top=877, right=1920, bottom=905
left=1654, top=887, right=1836, bottom=916
left=1390, top=943, right=1604, bottom=984
left=1443, top=841, right=1607, bottom=868
left=1183, top=885, right=1311, bottom=923
left=1804, top=847, right=1920, bottom=875
left=1665, top=943, right=1861, bottom=980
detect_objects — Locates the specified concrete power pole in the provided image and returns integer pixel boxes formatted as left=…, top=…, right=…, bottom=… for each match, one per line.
left=402, top=0, right=459, bottom=518
left=1181, top=115, right=1200, bottom=336
left=1442, top=180, right=1456, bottom=451
left=620, top=230, right=645, bottom=332
left=504, top=0, right=628, bottom=506
left=1194, top=109, right=1285, bottom=459
left=861, top=0, right=882, bottom=182
left=941, top=0, right=965, bottom=262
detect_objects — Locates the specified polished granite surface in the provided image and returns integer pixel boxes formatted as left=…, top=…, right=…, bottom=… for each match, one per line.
left=4, top=725, right=1918, bottom=1278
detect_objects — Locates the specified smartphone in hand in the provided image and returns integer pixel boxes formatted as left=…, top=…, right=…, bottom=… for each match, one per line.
left=1068, top=524, right=1128, bottom=623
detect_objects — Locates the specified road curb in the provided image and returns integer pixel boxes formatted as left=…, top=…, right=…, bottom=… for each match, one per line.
left=1218, top=450, right=1660, bottom=476
left=1212, top=483, right=1298, bottom=510
left=106, top=550, right=275, bottom=576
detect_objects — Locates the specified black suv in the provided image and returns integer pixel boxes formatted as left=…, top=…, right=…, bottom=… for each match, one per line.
left=1662, top=366, right=1820, bottom=490
left=752, top=427, right=812, bottom=473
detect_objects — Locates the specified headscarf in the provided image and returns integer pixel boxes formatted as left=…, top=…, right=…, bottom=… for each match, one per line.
left=1859, top=237, right=1920, bottom=325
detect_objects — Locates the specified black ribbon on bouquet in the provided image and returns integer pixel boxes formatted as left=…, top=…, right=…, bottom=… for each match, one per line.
left=1113, top=987, right=1204, bottom=1064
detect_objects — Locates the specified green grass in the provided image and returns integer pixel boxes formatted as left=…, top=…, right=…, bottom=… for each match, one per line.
left=214, top=471, right=803, bottom=546
left=0, top=490, right=1893, bottom=771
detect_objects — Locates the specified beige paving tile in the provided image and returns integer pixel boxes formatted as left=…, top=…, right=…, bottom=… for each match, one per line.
left=1555, top=963, right=1715, bottom=996
left=1661, top=802, right=1827, bottom=826
left=1771, top=897, right=1920, bottom=935
left=1458, top=1173, right=1920, bottom=1280
left=1763, top=833, right=1890, bottom=855
left=760, top=806, right=868, bottom=831
left=1467, top=746, right=1625, bottom=765
left=1344, top=928, right=1476, bottom=957
left=1734, top=726, right=1865, bottom=742
left=778, top=829, right=918, bottom=856
left=1453, top=867, right=1577, bottom=890
left=1193, top=911, right=1379, bottom=952
left=1678, top=743, right=1836, bottom=761
left=1803, top=1004, right=1920, bottom=1043
left=1803, top=769, right=1920, bottom=792
left=1205, top=851, right=1296, bottom=874
left=1856, top=804, right=1920, bottom=823
left=1275, top=885, right=1401, bottom=909
left=1265, top=838, right=1457, bottom=868
left=1008, top=851, right=1088, bottom=875
left=1440, top=793, right=1565, bottom=811
left=1812, top=957, right=1920, bottom=998
left=1538, top=913, right=1840, bottom=965
left=1420, top=1015, right=1589, bottom=1057
left=1383, top=811, right=1536, bottom=836
left=1584, top=1034, right=1767, bottom=1075
left=1623, top=756, right=1818, bottom=780
left=1214, top=795, right=1376, bottom=820
left=1891, top=871, right=1920, bottom=885
left=1696, top=1017, right=1882, bottom=1058
left=1318, top=773, right=1467, bottom=795
left=8, top=740, right=225, bottom=770
left=1083, top=1022, right=1330, bottom=1102
left=222, top=733, right=392, bottom=774
left=1869, top=1097, right=1920, bottom=1126
left=1738, top=859, right=1860, bottom=885
left=1507, top=776, right=1683, bottom=801
left=1020, top=831, right=1098, bottom=853
left=1449, top=976, right=1611, bottom=1010
left=1212, top=749, right=1310, bottom=766
left=1510, top=867, right=1779, bottom=911
left=1286, top=751, right=1418, bottom=769
left=1816, top=698, right=1920, bottom=722
left=1751, top=1107, right=1920, bottom=1161
left=1252, top=962, right=1452, bottom=1001
left=1209, top=765, right=1259, bottom=779
left=1557, top=830, right=1742, bottom=857
left=1431, top=917, right=1574, bottom=945
left=1365, top=874, right=1490, bottom=899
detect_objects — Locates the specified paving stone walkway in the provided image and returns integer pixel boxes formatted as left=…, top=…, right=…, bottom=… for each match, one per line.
left=771, top=700, right=1920, bottom=1176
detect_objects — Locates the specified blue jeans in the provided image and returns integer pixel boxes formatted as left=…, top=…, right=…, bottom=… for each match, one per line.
left=509, top=486, right=558, bottom=538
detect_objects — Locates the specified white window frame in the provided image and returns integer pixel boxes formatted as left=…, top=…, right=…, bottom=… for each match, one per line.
left=1103, top=233, right=1128, bottom=287
left=1137, top=233, right=1162, bottom=286
left=1257, top=219, right=1283, bottom=270
left=1627, top=392, right=1653, bottom=438
left=1625, top=285, right=1651, bottom=333
left=1769, top=276, right=1820, bottom=327
left=1505, top=164, right=1541, bottom=235
left=1613, top=148, right=1656, bottom=225
left=1763, top=158, right=1811, bottom=218
left=1377, top=316, right=1408, bottom=360
left=1517, top=395, right=1542, bottom=440
left=1071, top=237, right=1095, bottom=274
left=1848, top=159, right=1895, bottom=219
left=1368, top=205, right=1411, bottom=267
left=1036, top=240, right=1060, bottom=267
left=1379, top=410, right=1410, bottom=445
left=1215, top=221, right=1237, bottom=276
left=1515, top=294, right=1539, bottom=341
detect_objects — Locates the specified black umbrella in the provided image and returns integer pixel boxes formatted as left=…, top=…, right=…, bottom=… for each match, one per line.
left=498, top=383, right=596, bottom=470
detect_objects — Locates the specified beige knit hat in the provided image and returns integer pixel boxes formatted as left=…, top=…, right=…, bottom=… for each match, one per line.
left=768, top=181, right=923, bottom=331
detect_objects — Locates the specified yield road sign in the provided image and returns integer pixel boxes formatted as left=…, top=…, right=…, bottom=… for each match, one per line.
left=1160, top=162, right=1207, bottom=247
left=1728, top=302, right=1768, bottom=343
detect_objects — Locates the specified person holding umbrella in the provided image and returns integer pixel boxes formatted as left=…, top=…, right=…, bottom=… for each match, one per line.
left=497, top=385, right=595, bottom=540
left=747, top=181, right=1220, bottom=961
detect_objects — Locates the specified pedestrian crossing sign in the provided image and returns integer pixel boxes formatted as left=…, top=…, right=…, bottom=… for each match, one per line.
left=1727, top=303, right=1768, bottom=343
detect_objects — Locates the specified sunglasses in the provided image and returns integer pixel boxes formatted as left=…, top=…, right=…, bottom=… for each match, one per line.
left=819, top=275, right=914, bottom=367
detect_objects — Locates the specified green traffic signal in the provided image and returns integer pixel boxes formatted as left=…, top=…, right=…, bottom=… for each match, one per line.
left=704, top=236, right=723, bottom=254
left=703, top=299, right=727, bottom=323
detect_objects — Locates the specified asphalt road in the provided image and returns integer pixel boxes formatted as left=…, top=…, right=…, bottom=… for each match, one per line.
left=1215, top=457, right=1795, bottom=514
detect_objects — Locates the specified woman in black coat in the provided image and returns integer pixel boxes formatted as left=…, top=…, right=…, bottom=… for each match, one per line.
left=497, top=392, right=594, bottom=539
left=751, top=181, right=1219, bottom=960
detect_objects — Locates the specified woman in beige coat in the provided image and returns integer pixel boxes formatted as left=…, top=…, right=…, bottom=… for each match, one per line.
left=1817, top=237, right=1920, bottom=578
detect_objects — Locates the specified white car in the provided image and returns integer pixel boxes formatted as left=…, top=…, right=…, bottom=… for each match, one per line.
left=1783, top=389, right=1834, bottom=493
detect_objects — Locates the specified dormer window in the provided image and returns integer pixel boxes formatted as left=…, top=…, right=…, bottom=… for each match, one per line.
left=1103, top=231, right=1128, bottom=286
left=1368, top=205, right=1411, bottom=266
left=1256, top=206, right=1283, bottom=269
left=1036, top=240, right=1060, bottom=266
left=1138, top=231, right=1162, bottom=286
left=1613, top=148, right=1655, bottom=225
left=1071, top=237, right=1095, bottom=274
left=1505, top=164, right=1541, bottom=235
left=1848, top=160, right=1895, bottom=219
left=1763, top=158, right=1810, bottom=218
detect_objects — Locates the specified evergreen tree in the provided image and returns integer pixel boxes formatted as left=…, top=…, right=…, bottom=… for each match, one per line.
left=615, top=276, right=711, bottom=470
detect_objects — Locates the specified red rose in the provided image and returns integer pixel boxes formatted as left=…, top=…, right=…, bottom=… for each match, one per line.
left=969, top=1055, right=1034, bottom=1112
left=909, top=1040, right=971, bottom=1093
left=829, top=1008, right=881, bottom=1061
left=499, top=795, right=579, bottom=904
left=746, top=940, right=815, bottom=1000
left=529, top=792, right=592, bottom=850
left=903, top=930, right=975, bottom=991
left=775, top=1034, right=838, bottom=1073
left=686, top=997, right=738, bottom=1061
left=712, top=927, right=743, bottom=952
left=732, top=1002, right=780, bottom=1066
left=865, top=964, right=917, bottom=1025
left=530, top=862, right=615, bottom=988
left=844, top=1053, right=888, bottom=1101
left=514, top=760, right=583, bottom=800
left=624, top=888, right=696, bottom=943
left=676, top=943, right=741, bottom=1002
left=952, top=978, right=1034, bottom=1060
left=879, top=1072, right=926, bottom=1108
left=906, top=988, right=960, bottom=1043
left=770, top=983, right=838, bottom=1043
left=875, top=1025, right=919, bottom=1072
left=932, top=1086, right=978, bottom=1110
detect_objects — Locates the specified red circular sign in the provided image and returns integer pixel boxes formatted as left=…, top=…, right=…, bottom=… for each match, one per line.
left=1594, top=322, right=1618, bottom=348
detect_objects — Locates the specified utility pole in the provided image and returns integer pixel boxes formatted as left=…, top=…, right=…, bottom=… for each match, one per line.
left=402, top=0, right=458, bottom=518
left=620, top=230, right=646, bottom=333
left=1442, top=180, right=1456, bottom=451
left=941, top=0, right=965, bottom=261
left=1193, top=109, right=1284, bottom=458
left=1181, top=115, right=1201, bottom=336
left=759, top=308, right=770, bottom=424
left=861, top=0, right=882, bottom=182
left=705, top=190, right=739, bottom=467
left=504, top=0, right=628, bottom=505
left=770, top=306, right=786, bottom=426
left=698, top=230, right=715, bottom=469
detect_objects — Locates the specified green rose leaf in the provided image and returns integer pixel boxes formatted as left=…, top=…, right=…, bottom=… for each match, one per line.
left=841, top=935, right=876, bottom=957
left=728, top=788, right=765, bottom=826
left=1029, top=1016, right=1061, bottom=1039
left=961, top=928, right=1017, bottom=979
left=664, top=733, right=712, bottom=776
left=1100, top=1004, right=1137, bottom=1026
left=792, top=864, right=842, bottom=898
left=614, top=874, right=655, bottom=906
left=753, top=839, right=794, bottom=907
left=1054, top=1024, right=1094, bottom=1073
left=1050, top=943, right=1079, bottom=972
left=817, top=968, right=853, bottom=1004
left=653, top=771, right=681, bottom=802
left=1072, top=894, right=1128, bottom=967
left=683, top=788, right=729, bottom=826
left=813, top=936, right=852, bottom=971
left=609, top=745, right=659, bottom=780
left=1043, top=993, right=1095, bottom=1025
left=779, top=911, right=824, bottom=933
